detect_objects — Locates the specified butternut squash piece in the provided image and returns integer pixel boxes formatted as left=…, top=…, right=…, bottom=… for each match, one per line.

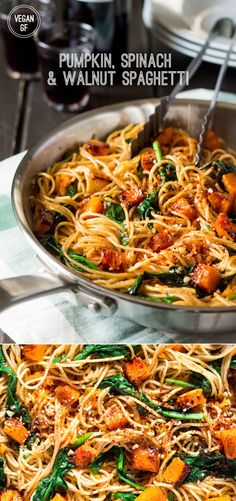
left=22, top=345, right=46, bottom=362
left=131, top=445, right=159, bottom=473
left=83, top=196, right=103, bottom=215
left=55, top=385, right=80, bottom=406
left=100, top=249, right=126, bottom=272
left=141, top=148, right=156, bottom=171
left=87, top=177, right=108, bottom=195
left=120, top=186, right=145, bottom=207
left=177, top=389, right=206, bottom=409
left=3, top=418, right=29, bottom=445
left=50, top=495, right=66, bottom=501
left=105, top=405, right=128, bottom=431
left=220, top=428, right=236, bottom=459
left=85, top=140, right=110, bottom=156
left=204, top=130, right=223, bottom=151
left=215, top=212, right=236, bottom=241
left=123, top=356, right=150, bottom=386
left=136, top=486, right=167, bottom=501
left=222, top=173, right=236, bottom=197
left=55, top=174, right=72, bottom=196
left=70, top=445, right=94, bottom=468
left=209, top=497, right=231, bottom=501
left=192, top=263, right=221, bottom=294
left=148, top=230, right=175, bottom=253
left=157, top=127, right=174, bottom=146
left=0, top=490, right=24, bottom=501
left=170, top=196, right=197, bottom=221
left=163, top=457, right=190, bottom=486
left=208, top=192, right=233, bottom=214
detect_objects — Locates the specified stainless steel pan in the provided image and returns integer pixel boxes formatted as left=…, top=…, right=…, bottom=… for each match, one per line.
left=1, top=97, right=236, bottom=338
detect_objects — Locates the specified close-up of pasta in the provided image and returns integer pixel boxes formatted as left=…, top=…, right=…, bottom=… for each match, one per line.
left=32, top=123, right=236, bottom=308
left=0, top=344, right=236, bottom=500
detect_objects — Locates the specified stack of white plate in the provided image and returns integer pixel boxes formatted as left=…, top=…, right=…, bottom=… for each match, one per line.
left=143, top=0, right=236, bottom=67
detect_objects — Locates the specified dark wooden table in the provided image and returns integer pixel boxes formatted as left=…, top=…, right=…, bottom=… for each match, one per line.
left=0, top=0, right=235, bottom=161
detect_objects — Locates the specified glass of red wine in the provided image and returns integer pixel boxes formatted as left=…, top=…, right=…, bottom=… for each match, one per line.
left=35, top=21, right=96, bottom=111
left=0, top=0, right=55, bottom=79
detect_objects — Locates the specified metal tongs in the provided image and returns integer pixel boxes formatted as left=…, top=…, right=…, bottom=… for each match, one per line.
left=131, top=18, right=235, bottom=165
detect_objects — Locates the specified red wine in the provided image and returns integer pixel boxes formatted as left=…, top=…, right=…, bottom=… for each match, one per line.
left=1, top=19, right=38, bottom=77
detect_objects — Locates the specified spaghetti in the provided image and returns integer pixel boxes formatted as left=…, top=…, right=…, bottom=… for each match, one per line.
left=0, top=344, right=236, bottom=500
left=32, top=125, right=236, bottom=306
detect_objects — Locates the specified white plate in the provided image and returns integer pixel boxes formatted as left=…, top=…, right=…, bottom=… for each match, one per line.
left=151, top=23, right=236, bottom=67
left=153, top=21, right=236, bottom=65
left=143, top=0, right=236, bottom=52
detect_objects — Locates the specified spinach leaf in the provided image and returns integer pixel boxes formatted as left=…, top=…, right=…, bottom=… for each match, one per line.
left=105, top=202, right=125, bottom=224
left=128, top=266, right=194, bottom=296
left=116, top=448, right=145, bottom=490
left=120, top=232, right=129, bottom=246
left=40, top=236, right=96, bottom=271
left=113, top=494, right=138, bottom=501
left=32, top=434, right=92, bottom=501
left=0, top=347, right=31, bottom=428
left=137, top=295, right=176, bottom=304
left=200, top=160, right=236, bottom=186
left=137, top=192, right=158, bottom=220
left=67, top=183, right=77, bottom=198
left=153, top=140, right=162, bottom=162
left=159, top=163, right=177, bottom=183
left=25, top=432, right=38, bottom=449
left=67, top=251, right=97, bottom=271
left=0, top=457, right=6, bottom=490
left=188, top=372, right=212, bottom=396
left=99, top=374, right=204, bottom=421
left=168, top=493, right=175, bottom=501
left=165, top=379, right=195, bottom=389
left=178, top=451, right=236, bottom=483
left=74, top=345, right=137, bottom=361
left=89, top=447, right=117, bottom=474
left=52, top=354, right=68, bottom=364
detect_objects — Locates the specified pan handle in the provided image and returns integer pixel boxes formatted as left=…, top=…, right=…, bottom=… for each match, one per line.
left=0, top=273, right=117, bottom=317
left=0, top=273, right=69, bottom=313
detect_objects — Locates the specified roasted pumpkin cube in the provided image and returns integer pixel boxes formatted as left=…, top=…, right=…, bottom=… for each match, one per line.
left=123, top=356, right=150, bottom=386
left=220, top=428, right=236, bottom=459
left=22, top=345, right=46, bottom=362
left=83, top=196, right=104, bottom=215
left=3, top=418, right=29, bottom=445
left=55, top=173, right=72, bottom=196
left=50, top=495, right=67, bottom=501
left=177, top=389, right=206, bottom=409
left=192, top=263, right=221, bottom=294
left=208, top=192, right=233, bottom=215
left=99, top=248, right=126, bottom=272
left=148, top=230, right=175, bottom=253
left=55, top=385, right=80, bottom=406
left=131, top=445, right=159, bottom=473
left=157, top=127, right=174, bottom=146
left=136, top=487, right=167, bottom=501
left=141, top=148, right=156, bottom=171
left=85, top=140, right=110, bottom=156
left=34, top=208, right=54, bottom=235
left=170, top=197, right=196, bottom=221
left=105, top=405, right=128, bottom=431
left=70, top=445, right=94, bottom=469
left=222, top=172, right=236, bottom=197
left=215, top=212, right=236, bottom=241
left=0, top=490, right=24, bottom=501
left=209, top=497, right=231, bottom=501
left=204, top=130, right=223, bottom=151
left=120, top=186, right=145, bottom=207
left=163, top=457, right=190, bottom=486
left=87, top=177, right=108, bottom=195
